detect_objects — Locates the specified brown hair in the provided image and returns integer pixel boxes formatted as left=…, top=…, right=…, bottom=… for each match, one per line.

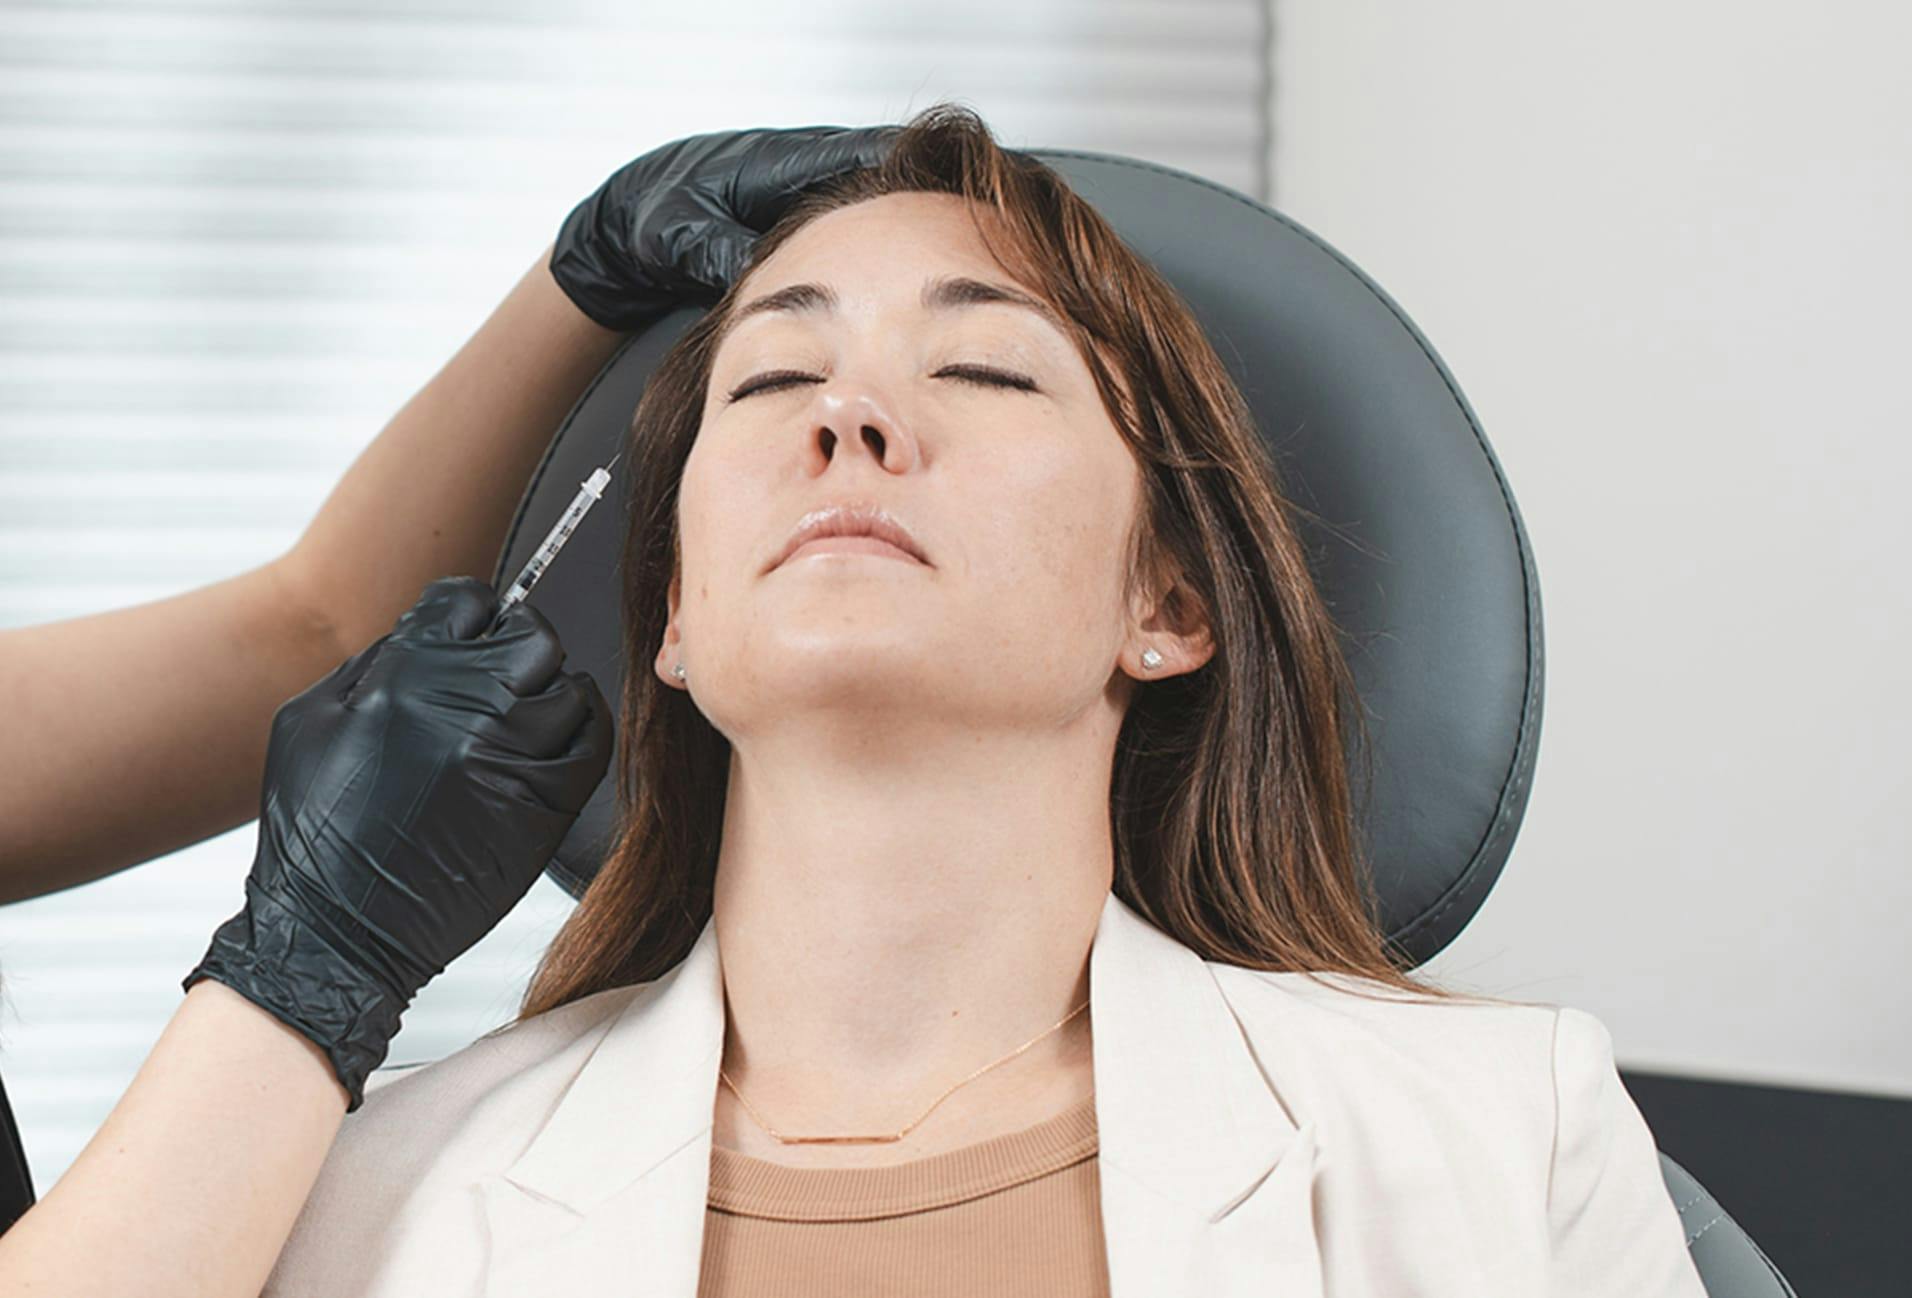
left=514, top=101, right=1541, bottom=1023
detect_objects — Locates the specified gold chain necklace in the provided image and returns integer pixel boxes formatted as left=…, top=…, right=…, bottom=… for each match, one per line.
left=718, top=997, right=1091, bottom=1145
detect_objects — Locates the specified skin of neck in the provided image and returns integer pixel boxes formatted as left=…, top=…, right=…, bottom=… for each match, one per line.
left=709, top=717, right=1114, bottom=1147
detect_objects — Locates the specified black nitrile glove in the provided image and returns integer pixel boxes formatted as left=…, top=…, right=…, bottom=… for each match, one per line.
left=548, top=123, right=901, bottom=332
left=183, top=576, right=614, bottom=1112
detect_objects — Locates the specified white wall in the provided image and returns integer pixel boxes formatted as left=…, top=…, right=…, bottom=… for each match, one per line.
left=1269, top=1, right=1909, bottom=1097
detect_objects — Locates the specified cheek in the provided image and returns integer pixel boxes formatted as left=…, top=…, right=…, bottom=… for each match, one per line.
left=983, top=459, right=1133, bottom=610
left=675, top=445, right=776, bottom=599
left=672, top=452, right=725, bottom=597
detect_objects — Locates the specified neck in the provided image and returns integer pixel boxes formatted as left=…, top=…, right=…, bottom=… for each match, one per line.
left=709, top=723, right=1111, bottom=1153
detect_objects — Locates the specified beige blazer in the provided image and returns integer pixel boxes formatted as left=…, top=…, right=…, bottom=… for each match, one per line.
left=262, top=889, right=1707, bottom=1297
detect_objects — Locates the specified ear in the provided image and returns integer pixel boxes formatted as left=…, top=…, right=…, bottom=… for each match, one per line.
left=652, top=567, right=688, bottom=690
left=1124, top=569, right=1214, bottom=682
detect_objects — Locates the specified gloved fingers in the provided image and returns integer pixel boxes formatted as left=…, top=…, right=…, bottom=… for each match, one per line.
left=466, top=672, right=613, bottom=812
left=462, top=736, right=600, bottom=820
left=469, top=599, right=568, bottom=697
left=726, top=124, right=902, bottom=232
left=569, top=668, right=617, bottom=773
left=391, top=575, right=502, bottom=642
left=551, top=123, right=899, bottom=331
left=501, top=668, right=596, bottom=760
left=668, top=216, right=753, bottom=307
left=690, top=125, right=903, bottom=291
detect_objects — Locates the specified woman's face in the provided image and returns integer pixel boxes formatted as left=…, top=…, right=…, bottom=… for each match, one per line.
left=657, top=191, right=1151, bottom=743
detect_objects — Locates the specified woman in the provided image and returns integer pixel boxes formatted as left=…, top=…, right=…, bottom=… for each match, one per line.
left=259, top=104, right=1708, bottom=1296
left=0, top=125, right=897, bottom=1298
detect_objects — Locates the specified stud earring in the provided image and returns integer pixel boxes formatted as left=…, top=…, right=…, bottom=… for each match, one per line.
left=672, top=663, right=687, bottom=681
left=1140, top=647, right=1163, bottom=670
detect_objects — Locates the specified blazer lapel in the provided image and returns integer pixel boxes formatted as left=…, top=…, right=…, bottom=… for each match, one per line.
left=478, top=916, right=726, bottom=1298
left=479, top=890, right=1324, bottom=1298
left=1088, top=891, right=1325, bottom=1298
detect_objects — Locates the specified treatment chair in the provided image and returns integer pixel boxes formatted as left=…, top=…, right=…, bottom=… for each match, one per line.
left=489, top=147, right=1800, bottom=1296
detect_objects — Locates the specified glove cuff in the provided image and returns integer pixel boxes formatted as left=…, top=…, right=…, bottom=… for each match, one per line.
left=181, top=883, right=410, bottom=1114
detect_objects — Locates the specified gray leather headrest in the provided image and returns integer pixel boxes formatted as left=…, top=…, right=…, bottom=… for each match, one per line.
left=494, top=147, right=1544, bottom=966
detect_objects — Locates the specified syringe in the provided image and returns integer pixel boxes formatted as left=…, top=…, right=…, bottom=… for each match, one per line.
left=497, top=452, right=621, bottom=613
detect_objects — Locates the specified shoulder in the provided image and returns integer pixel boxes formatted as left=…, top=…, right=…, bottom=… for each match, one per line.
left=1205, top=958, right=1562, bottom=1051
left=1204, top=959, right=1564, bottom=1154
left=264, top=982, right=650, bottom=1295
left=1194, top=967, right=1701, bottom=1290
left=347, top=980, right=647, bottom=1147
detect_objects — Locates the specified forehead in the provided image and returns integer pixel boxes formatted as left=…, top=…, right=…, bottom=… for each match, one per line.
left=756, top=191, right=1004, bottom=279
left=717, top=194, right=1069, bottom=348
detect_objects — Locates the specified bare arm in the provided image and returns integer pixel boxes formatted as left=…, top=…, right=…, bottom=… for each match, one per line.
left=0, top=980, right=349, bottom=1298
left=0, top=242, right=625, bottom=903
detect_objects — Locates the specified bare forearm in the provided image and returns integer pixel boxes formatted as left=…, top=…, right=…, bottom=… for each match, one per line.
left=284, top=240, right=626, bottom=658
left=0, top=980, right=349, bottom=1298
left=0, top=243, right=625, bottom=901
left=0, top=559, right=335, bottom=904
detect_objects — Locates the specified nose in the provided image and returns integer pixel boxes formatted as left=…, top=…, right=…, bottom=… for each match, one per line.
left=807, top=385, right=921, bottom=473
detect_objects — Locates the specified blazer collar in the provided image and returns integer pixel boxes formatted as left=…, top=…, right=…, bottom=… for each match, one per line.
left=480, top=889, right=1324, bottom=1298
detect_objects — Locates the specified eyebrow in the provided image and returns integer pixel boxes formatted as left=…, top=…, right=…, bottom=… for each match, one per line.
left=720, top=274, right=1070, bottom=345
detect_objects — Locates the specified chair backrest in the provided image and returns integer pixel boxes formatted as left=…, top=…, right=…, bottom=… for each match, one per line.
left=499, top=148, right=1541, bottom=959
left=492, top=145, right=1794, bottom=1297
left=0, top=1070, right=31, bottom=1232
left=1661, top=1152, right=1800, bottom=1296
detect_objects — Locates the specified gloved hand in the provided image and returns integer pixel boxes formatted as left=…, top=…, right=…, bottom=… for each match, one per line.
left=548, top=123, right=901, bottom=332
left=182, top=576, right=614, bottom=1112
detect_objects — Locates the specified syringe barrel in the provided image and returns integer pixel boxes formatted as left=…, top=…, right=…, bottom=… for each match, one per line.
left=494, top=468, right=612, bottom=615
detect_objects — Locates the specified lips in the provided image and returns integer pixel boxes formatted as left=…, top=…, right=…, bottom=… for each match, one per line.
left=787, top=535, right=925, bottom=567
left=769, top=503, right=930, bottom=572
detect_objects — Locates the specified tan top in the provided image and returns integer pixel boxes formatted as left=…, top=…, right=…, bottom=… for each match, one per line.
left=698, top=1094, right=1109, bottom=1296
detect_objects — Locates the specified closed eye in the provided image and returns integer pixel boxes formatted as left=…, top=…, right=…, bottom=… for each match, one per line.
left=726, top=365, right=1038, bottom=403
